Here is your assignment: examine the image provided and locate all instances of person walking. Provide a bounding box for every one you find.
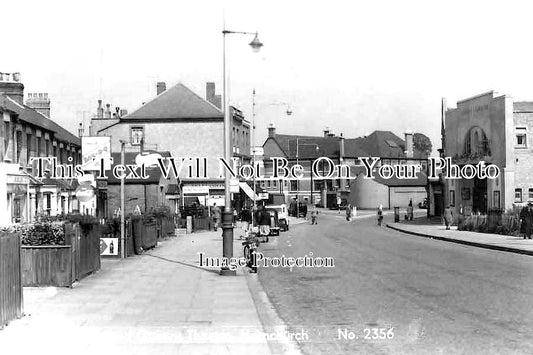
[346,204,352,221]
[311,206,319,225]
[289,197,297,217]
[255,203,271,241]
[212,203,221,232]
[444,205,454,230]
[240,206,252,239]
[377,204,383,226]
[303,198,309,220]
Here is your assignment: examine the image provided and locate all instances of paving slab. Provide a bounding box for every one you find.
[0,231,275,355]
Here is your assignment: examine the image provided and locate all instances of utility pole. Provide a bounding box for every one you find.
[252,89,257,228]
[120,140,126,259]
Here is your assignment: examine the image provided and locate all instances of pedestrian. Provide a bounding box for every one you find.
[255,202,271,241]
[212,203,221,232]
[240,207,252,239]
[377,204,383,226]
[311,206,319,224]
[520,203,533,239]
[303,198,309,220]
[346,204,352,221]
[444,205,454,230]
[408,199,414,220]
[289,197,297,217]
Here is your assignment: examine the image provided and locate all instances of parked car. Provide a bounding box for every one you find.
[266,204,289,231]
[329,198,348,210]
[418,198,428,209]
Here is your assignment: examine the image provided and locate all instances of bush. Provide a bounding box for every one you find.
[1,221,66,246]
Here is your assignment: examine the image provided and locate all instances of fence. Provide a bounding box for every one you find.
[0,232,23,328]
[21,222,101,287]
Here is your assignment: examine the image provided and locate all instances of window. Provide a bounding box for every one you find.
[131,127,144,145]
[267,180,271,188]
[529,188,533,201]
[273,180,277,188]
[16,131,22,163]
[290,180,298,191]
[450,190,455,207]
[515,188,523,202]
[36,137,42,157]
[516,127,527,148]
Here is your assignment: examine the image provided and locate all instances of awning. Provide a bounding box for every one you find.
[239,182,260,201]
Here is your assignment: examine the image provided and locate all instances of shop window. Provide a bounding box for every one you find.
[131,127,144,145]
[529,188,533,201]
[516,127,527,148]
[515,188,523,203]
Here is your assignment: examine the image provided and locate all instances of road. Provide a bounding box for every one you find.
[256,213,533,354]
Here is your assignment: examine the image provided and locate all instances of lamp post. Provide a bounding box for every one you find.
[221,27,263,276]
[251,91,292,225]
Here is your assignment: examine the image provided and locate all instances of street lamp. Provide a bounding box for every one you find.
[221,27,263,276]
[251,92,293,219]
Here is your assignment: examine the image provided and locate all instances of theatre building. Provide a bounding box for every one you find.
[443,91,533,215]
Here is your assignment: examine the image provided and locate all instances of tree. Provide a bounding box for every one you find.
[413,133,432,158]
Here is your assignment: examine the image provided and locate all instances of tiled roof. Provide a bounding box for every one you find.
[1,94,80,146]
[366,170,428,187]
[268,134,345,159]
[123,83,223,120]
[513,101,533,113]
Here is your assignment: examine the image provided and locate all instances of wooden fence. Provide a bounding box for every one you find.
[0,232,23,328]
[21,222,101,287]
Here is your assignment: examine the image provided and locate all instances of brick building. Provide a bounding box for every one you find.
[262,127,429,209]
[0,73,82,224]
[94,82,250,215]
[443,91,533,215]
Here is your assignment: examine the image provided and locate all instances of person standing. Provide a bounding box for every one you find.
[311,206,319,225]
[346,204,352,221]
[444,205,454,230]
[289,197,297,217]
[212,203,221,232]
[240,207,252,239]
[255,203,271,240]
[303,198,309,220]
[377,204,383,226]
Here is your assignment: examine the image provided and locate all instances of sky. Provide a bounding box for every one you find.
[4,0,533,155]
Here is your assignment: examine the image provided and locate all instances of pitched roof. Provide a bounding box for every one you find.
[268,134,343,159]
[1,95,80,145]
[513,101,533,113]
[361,170,428,187]
[354,131,406,158]
[122,83,224,120]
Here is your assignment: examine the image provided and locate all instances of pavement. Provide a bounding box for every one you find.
[387,218,533,256]
[0,229,302,355]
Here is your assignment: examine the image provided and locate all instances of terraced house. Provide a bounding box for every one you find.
[0,73,82,225]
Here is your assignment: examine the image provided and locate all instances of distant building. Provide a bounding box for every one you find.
[442,91,533,215]
[106,151,179,215]
[346,130,428,209]
[94,82,250,215]
[262,127,429,209]
[0,72,81,224]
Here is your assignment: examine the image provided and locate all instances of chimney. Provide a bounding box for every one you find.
[105,103,111,118]
[157,82,166,95]
[97,100,104,118]
[268,123,276,138]
[339,133,345,159]
[27,92,51,118]
[206,82,222,109]
[0,72,24,105]
[78,122,84,138]
[404,130,414,158]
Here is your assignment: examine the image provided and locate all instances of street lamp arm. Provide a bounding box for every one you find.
[223,30,258,35]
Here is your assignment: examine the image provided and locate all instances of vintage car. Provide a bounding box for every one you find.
[265,204,289,232]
